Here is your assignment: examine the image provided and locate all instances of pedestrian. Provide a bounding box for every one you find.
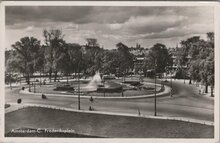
[170,89,173,97]
[90,96,93,102]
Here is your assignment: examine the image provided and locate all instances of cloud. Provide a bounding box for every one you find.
[24,26,34,32]
[108,23,123,30]
[6,6,93,25]
[5,6,214,50]
[121,15,188,34]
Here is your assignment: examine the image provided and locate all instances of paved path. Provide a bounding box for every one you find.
[19,82,171,99]
[5,78,214,122]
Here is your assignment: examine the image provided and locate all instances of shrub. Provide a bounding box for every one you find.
[17,98,22,104]
[5,104,10,108]
[42,94,47,99]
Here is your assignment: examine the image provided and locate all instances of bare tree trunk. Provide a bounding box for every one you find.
[28,73,31,92]
[189,78,192,84]
[20,74,22,85]
[40,71,42,87]
[49,68,52,83]
[205,82,208,93]
[10,73,12,90]
[211,85,214,97]
[27,73,30,85]
[54,71,57,82]
[67,73,69,84]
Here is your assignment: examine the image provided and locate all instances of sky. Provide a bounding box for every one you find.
[5,6,214,50]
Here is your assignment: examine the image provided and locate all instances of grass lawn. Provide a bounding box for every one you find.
[34,79,163,97]
[35,85,162,97]
[5,107,214,138]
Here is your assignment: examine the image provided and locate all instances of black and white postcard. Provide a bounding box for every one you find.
[0,1,219,143]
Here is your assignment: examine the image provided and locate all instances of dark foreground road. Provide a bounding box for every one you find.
[5,107,214,138]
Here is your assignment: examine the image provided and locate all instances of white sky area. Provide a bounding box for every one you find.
[5,6,214,50]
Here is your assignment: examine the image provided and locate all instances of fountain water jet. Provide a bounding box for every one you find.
[81,72,102,92]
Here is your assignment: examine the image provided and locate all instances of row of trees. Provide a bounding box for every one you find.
[5,29,214,96]
[5,29,134,84]
[177,32,214,96]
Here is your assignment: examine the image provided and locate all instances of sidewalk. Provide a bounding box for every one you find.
[173,79,214,100]
[5,103,25,114]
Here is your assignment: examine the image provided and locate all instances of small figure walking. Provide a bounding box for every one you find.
[89,96,94,111]
[170,89,173,97]
[138,108,141,116]
[90,96,93,102]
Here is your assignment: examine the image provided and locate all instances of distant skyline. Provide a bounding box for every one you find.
[5,6,214,50]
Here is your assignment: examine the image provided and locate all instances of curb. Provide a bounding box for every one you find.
[5,102,214,126]
[19,84,171,99]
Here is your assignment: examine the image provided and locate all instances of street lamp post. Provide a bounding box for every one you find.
[20,73,21,85]
[103,78,105,97]
[184,69,186,84]
[28,74,31,92]
[121,73,124,97]
[9,73,12,90]
[154,59,157,116]
[170,70,173,97]
[78,63,81,110]
[33,57,36,93]
[77,49,83,110]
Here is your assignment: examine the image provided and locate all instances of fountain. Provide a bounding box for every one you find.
[81,72,102,92]
[54,71,122,93]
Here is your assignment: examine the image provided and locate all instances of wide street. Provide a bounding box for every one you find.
[5,78,214,122]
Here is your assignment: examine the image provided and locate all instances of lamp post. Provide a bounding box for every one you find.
[40,71,42,87]
[102,50,105,97]
[103,77,105,97]
[184,69,186,84]
[77,49,83,110]
[154,59,157,116]
[170,69,173,97]
[33,56,36,93]
[121,72,124,97]
[28,74,31,92]
[20,73,21,85]
[9,73,12,90]
[78,63,81,110]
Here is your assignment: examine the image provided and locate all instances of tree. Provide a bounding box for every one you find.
[11,37,41,84]
[142,55,155,77]
[189,60,201,84]
[84,38,103,75]
[59,43,82,83]
[102,50,120,74]
[86,38,99,48]
[43,29,65,82]
[206,32,214,96]
[180,36,204,84]
[5,50,22,84]
[180,32,214,95]
[116,42,133,75]
[146,43,171,75]
[207,32,214,42]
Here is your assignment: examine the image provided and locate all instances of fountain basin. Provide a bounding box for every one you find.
[54,84,74,91]
[96,81,122,93]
